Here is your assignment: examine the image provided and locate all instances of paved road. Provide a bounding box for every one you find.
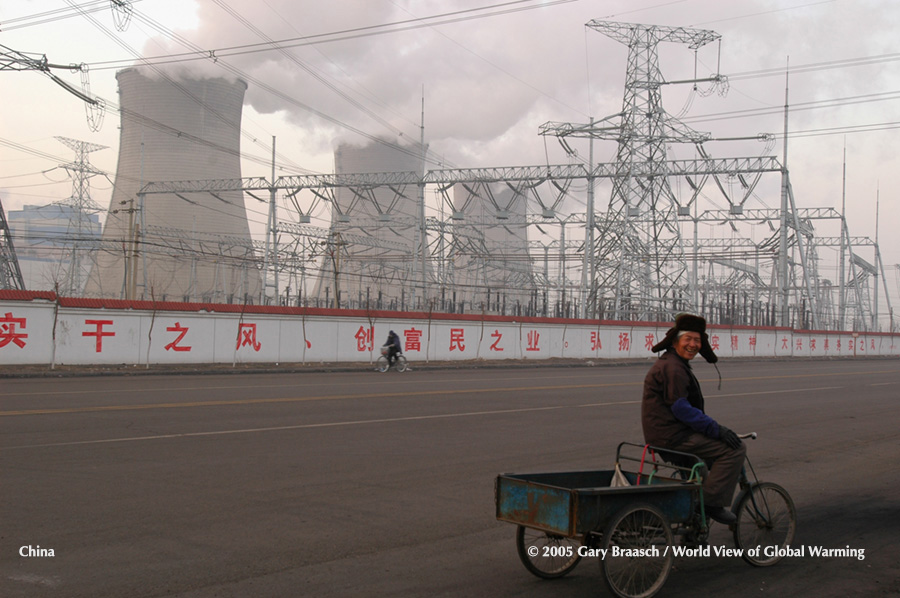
[2,359,898,597]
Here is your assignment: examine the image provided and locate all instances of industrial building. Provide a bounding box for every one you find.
[6,203,100,293]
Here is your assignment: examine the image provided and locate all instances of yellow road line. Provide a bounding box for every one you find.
[0,371,620,398]
[2,368,895,417]
[0,381,631,416]
[3,383,863,450]
[3,405,568,450]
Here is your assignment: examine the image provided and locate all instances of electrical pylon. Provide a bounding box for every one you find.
[542,21,724,321]
[55,136,106,295]
[0,197,25,291]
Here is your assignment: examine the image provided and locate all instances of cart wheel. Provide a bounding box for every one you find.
[515,525,582,579]
[375,355,389,373]
[732,482,797,567]
[601,504,674,598]
[395,355,408,372]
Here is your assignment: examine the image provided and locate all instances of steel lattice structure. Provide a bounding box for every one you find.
[0,198,25,291]
[53,136,106,295]
[541,21,725,321]
[32,19,891,330]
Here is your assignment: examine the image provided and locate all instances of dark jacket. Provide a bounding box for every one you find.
[642,350,721,447]
[386,332,401,352]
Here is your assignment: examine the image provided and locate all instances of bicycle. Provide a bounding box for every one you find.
[647,433,797,566]
[730,433,797,566]
[375,347,408,373]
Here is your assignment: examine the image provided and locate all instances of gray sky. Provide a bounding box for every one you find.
[2,0,899,312]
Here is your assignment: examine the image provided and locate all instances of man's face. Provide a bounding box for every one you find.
[674,331,702,361]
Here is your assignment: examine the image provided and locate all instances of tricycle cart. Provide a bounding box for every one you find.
[495,439,796,598]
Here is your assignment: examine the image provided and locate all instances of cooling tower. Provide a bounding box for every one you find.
[84,68,261,302]
[312,139,426,309]
[450,182,535,312]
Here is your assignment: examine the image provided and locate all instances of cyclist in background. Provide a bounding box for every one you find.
[385,330,402,368]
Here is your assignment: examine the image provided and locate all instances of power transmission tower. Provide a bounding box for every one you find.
[542,21,725,321]
[0,198,26,291]
[55,136,106,295]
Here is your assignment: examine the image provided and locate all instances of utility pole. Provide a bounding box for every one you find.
[838,142,847,330]
[329,232,343,309]
[873,186,880,331]
[778,61,791,328]
[581,118,595,318]
[419,90,428,309]
[262,136,278,304]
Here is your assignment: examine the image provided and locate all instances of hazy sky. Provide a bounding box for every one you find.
[2,0,899,310]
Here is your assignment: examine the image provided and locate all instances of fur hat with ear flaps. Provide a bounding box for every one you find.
[651,313,718,363]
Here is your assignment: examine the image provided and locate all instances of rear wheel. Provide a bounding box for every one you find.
[732,482,796,566]
[515,525,581,579]
[395,355,408,372]
[601,504,674,598]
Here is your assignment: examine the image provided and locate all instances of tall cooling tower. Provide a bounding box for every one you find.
[84,68,261,302]
[312,140,426,309]
[451,183,535,312]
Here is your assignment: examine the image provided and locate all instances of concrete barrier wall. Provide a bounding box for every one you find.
[1,292,897,366]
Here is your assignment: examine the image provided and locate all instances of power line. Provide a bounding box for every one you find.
[684,90,900,125]
[0,0,144,31]
[83,0,581,71]
[728,52,900,81]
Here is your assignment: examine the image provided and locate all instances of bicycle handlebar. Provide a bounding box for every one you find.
[738,432,758,440]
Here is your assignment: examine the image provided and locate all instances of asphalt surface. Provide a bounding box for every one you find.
[1,358,898,597]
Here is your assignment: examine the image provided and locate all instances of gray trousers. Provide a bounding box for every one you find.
[669,433,747,508]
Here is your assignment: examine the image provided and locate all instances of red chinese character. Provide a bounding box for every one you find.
[590,331,602,351]
[450,328,465,352]
[871,339,876,350]
[795,338,803,350]
[618,332,630,352]
[710,335,720,351]
[810,338,817,351]
[526,330,540,352]
[354,326,373,352]
[731,335,739,351]
[83,319,115,353]
[836,339,842,350]
[748,336,757,348]
[824,338,830,350]
[490,329,504,352]
[0,312,27,349]
[781,337,789,349]
[237,323,261,352]
[164,322,192,352]
[644,333,655,351]
[404,328,422,352]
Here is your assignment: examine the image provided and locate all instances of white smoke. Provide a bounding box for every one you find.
[128,0,900,272]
